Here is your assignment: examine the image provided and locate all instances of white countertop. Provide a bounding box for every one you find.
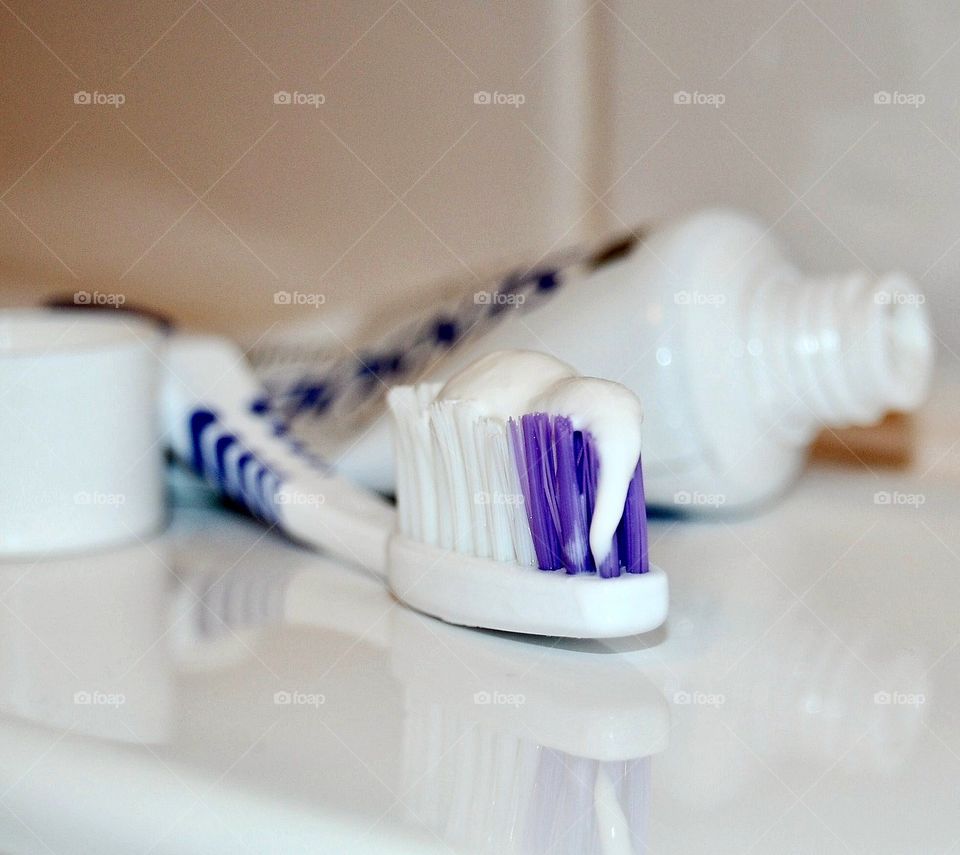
[1,375,959,854]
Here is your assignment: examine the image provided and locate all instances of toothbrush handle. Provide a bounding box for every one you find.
[163,334,393,578]
[249,232,641,422]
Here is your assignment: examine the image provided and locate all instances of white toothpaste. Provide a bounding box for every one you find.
[436,349,643,565]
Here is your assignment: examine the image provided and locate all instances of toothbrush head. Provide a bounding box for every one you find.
[387,377,668,638]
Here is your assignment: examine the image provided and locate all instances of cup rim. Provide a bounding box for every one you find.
[0,308,163,358]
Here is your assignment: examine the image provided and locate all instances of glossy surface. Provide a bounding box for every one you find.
[1,379,959,854]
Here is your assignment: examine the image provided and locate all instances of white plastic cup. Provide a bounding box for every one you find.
[0,309,166,557]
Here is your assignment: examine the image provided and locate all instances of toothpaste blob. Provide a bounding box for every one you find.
[436,350,643,566]
[438,350,578,419]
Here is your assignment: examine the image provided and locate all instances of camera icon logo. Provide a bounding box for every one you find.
[273,91,292,105]
[673,91,692,105]
[474,91,492,105]
[74,91,92,105]
[274,290,292,305]
[473,690,491,705]
[274,691,292,705]
[673,490,691,505]
[874,91,891,105]
[74,290,92,304]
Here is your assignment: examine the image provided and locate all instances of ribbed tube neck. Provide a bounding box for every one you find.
[746,268,933,444]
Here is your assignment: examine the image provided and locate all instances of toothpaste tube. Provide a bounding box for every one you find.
[248,208,934,513]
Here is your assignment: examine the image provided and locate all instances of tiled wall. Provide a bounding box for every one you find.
[2,1,958,355]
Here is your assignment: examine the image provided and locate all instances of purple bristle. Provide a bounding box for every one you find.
[554,416,591,574]
[618,459,649,573]
[514,414,562,570]
[509,413,649,577]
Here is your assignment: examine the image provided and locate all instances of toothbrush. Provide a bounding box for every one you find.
[386,349,668,638]
[167,339,668,638]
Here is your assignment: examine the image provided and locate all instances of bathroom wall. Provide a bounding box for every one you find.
[598,0,960,357]
[2,1,958,352]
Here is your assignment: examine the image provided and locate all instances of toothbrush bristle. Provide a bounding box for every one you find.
[511,413,648,577]
[389,386,649,577]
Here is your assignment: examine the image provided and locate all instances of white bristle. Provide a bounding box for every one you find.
[401,700,647,855]
[387,384,537,567]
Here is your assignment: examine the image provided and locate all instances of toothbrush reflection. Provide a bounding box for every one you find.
[170,534,671,854]
[390,609,669,855]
